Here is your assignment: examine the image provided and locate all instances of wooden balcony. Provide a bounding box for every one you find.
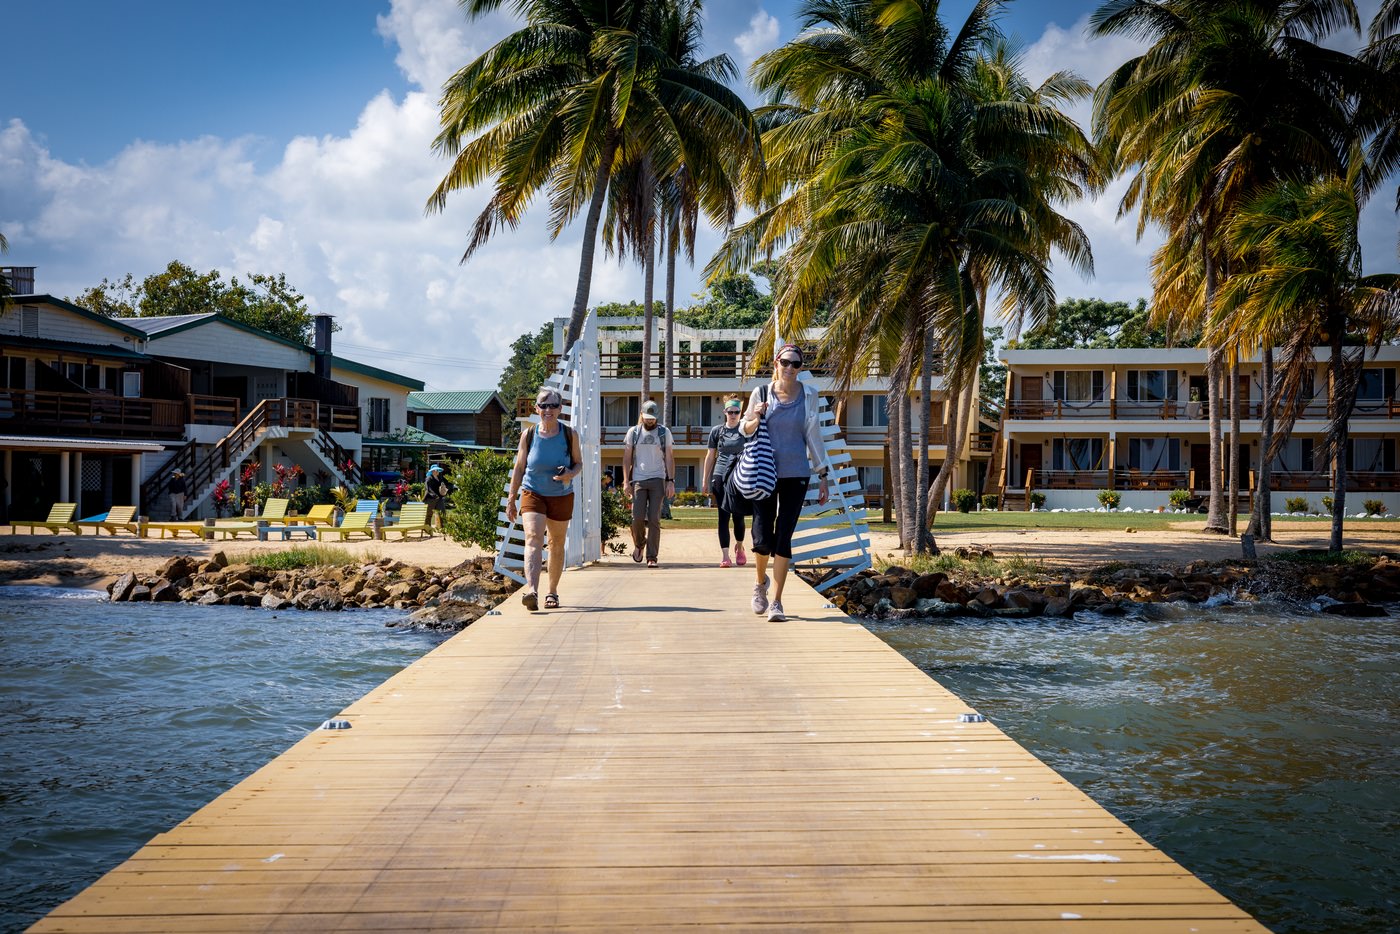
[548,351,904,381]
[1115,469,1190,491]
[0,389,186,438]
[1266,470,1400,492]
[1007,398,1400,420]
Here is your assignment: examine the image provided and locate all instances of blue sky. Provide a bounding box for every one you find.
[3,0,1393,390]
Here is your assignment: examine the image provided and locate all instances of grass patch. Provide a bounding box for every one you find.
[233,545,380,570]
[1265,549,1377,568]
[874,551,1048,579]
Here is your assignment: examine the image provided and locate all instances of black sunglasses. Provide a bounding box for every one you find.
[725,408,742,415]
[778,357,802,368]
[537,401,561,409]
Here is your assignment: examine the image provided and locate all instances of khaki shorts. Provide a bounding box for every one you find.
[521,489,575,522]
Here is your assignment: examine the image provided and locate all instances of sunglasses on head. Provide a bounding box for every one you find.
[537,401,561,409]
[778,357,802,368]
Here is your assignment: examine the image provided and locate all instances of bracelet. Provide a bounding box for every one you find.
[666,477,674,482]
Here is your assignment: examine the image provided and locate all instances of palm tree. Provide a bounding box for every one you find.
[428,0,758,352]
[1091,0,1369,534]
[1218,175,1399,551]
[714,2,1097,551]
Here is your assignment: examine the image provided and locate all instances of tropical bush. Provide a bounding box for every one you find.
[1321,495,1334,514]
[600,488,630,546]
[1363,499,1387,517]
[672,491,709,507]
[1097,490,1121,510]
[981,494,999,511]
[951,488,977,513]
[1169,489,1191,510]
[1285,496,1310,514]
[354,481,385,502]
[443,451,513,551]
[1029,492,1046,509]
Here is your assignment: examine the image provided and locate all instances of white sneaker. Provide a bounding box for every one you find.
[751,576,769,615]
[767,600,786,622]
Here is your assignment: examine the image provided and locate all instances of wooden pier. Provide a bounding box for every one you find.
[35,564,1266,932]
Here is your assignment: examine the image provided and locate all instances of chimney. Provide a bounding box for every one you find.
[314,314,333,379]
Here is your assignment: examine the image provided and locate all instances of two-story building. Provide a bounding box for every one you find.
[540,316,985,506]
[997,346,1400,513]
[2,275,422,521]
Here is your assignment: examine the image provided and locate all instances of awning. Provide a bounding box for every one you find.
[0,435,168,453]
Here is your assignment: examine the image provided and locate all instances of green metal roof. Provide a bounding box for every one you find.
[406,391,505,413]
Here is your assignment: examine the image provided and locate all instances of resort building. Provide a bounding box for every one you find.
[407,391,509,448]
[1,275,422,521]
[996,346,1400,513]
[543,316,988,507]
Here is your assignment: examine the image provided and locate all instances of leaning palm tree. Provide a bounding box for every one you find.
[1091,0,1368,534]
[428,0,758,352]
[1217,175,1400,552]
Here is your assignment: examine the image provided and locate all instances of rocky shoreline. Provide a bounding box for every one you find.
[103,547,1398,627]
[806,547,1399,620]
[105,552,517,630]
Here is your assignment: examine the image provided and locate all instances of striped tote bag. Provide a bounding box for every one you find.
[733,386,777,500]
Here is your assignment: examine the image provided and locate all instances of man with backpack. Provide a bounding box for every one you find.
[622,400,674,568]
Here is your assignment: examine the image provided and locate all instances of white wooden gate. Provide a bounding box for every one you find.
[494,312,602,584]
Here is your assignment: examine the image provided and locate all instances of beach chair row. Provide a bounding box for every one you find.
[9,500,436,540]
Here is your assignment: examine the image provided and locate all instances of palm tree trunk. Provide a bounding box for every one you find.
[564,135,619,353]
[900,388,916,553]
[1228,357,1241,535]
[1247,343,1274,541]
[887,383,905,549]
[915,325,934,554]
[641,236,655,404]
[926,375,976,552]
[662,214,677,435]
[1329,326,1351,553]
[1203,248,1229,534]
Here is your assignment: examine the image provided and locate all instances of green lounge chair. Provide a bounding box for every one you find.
[13,503,81,535]
[322,510,375,541]
[386,502,433,540]
[260,498,290,522]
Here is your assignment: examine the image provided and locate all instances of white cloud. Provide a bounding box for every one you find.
[1,0,707,392]
[734,9,781,62]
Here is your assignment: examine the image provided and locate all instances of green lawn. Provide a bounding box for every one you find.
[664,507,1217,532]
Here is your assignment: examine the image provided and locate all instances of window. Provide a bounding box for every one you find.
[1271,438,1317,472]
[1357,368,1397,401]
[1052,438,1104,470]
[1051,370,1105,401]
[857,465,884,493]
[1349,438,1396,472]
[2,356,24,389]
[862,394,888,427]
[1126,369,1178,402]
[671,395,706,427]
[368,398,391,433]
[604,396,635,427]
[121,371,142,398]
[675,464,697,490]
[1127,437,1181,471]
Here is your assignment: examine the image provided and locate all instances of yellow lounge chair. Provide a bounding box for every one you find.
[142,522,209,539]
[386,502,433,540]
[260,498,290,522]
[322,510,374,541]
[291,504,337,527]
[13,503,81,535]
[94,505,139,536]
[211,520,259,539]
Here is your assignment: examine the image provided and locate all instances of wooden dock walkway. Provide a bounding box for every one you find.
[36,564,1266,932]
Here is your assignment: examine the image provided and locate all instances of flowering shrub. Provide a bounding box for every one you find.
[211,479,233,518]
[1097,489,1121,510]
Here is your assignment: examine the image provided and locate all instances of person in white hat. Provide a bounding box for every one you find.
[622,399,674,568]
[168,470,188,519]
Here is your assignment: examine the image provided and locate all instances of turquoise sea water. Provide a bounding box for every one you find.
[2,588,1397,932]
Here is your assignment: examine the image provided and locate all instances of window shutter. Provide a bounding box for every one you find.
[1168,371,1179,400]
[702,396,712,424]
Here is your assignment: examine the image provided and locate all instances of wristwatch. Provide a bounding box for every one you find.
[666,477,674,482]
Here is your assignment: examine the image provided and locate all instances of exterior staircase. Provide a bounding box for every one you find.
[141,399,361,519]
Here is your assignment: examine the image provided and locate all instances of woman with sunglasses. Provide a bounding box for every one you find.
[701,393,750,567]
[505,386,583,611]
[740,344,830,621]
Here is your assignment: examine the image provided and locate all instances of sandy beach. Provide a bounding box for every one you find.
[1,518,1394,592]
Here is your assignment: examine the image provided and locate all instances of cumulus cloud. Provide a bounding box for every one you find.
[734,8,781,62]
[1,0,702,391]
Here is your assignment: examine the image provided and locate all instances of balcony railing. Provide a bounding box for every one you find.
[1008,398,1400,420]
[0,389,186,437]
[1265,470,1400,492]
[548,351,909,381]
[188,394,241,426]
[1008,468,1399,494]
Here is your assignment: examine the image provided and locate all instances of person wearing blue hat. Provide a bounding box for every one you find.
[424,464,452,531]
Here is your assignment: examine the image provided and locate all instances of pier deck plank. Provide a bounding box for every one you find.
[35,564,1267,932]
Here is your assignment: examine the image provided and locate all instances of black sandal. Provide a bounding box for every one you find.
[544,594,560,609]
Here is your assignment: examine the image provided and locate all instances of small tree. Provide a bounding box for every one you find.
[1169,489,1191,510]
[443,451,513,551]
[951,489,977,513]
[1098,490,1121,510]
